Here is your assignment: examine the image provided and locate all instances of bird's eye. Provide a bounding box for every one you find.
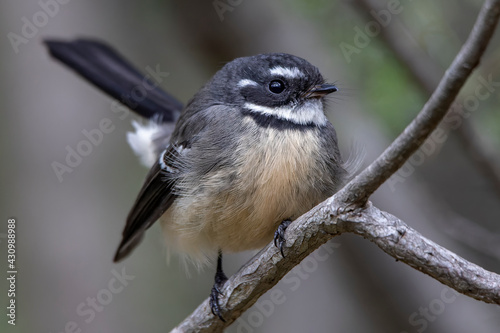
[269,80,285,94]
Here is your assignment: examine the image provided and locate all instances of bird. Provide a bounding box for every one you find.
[44,39,348,320]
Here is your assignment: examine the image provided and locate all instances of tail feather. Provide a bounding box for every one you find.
[127,119,175,168]
[44,38,183,122]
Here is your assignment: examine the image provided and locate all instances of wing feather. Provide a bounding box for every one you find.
[113,146,183,262]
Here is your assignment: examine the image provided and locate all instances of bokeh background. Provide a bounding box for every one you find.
[1,0,500,332]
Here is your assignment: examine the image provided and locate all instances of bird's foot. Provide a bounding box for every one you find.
[274,219,292,257]
[210,254,228,321]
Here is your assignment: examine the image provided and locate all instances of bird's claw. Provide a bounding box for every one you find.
[274,219,292,257]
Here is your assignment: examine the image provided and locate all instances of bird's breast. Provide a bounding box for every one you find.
[161,120,332,262]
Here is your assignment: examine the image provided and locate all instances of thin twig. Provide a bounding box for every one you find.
[353,0,500,200]
[339,0,500,206]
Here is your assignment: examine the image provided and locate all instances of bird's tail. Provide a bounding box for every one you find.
[44,38,183,167]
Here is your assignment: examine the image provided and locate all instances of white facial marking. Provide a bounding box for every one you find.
[237,79,258,87]
[269,66,305,79]
[243,100,327,126]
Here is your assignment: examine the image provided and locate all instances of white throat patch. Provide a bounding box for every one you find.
[243,99,327,126]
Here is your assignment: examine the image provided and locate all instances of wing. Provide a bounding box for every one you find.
[44,38,183,122]
[113,145,184,262]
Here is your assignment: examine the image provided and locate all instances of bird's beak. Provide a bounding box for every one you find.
[304,84,338,98]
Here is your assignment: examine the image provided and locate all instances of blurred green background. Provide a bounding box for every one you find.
[1,0,500,332]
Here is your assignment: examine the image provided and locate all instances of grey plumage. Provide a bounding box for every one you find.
[45,41,348,319]
[116,53,347,264]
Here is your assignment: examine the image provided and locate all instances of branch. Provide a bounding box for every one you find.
[339,203,500,305]
[353,0,500,200]
[173,199,500,332]
[172,1,500,331]
[339,0,500,206]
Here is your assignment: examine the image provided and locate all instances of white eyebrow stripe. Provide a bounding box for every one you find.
[243,101,327,126]
[269,66,305,79]
[237,79,258,87]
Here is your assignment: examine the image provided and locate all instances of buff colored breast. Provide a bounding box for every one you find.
[161,121,326,263]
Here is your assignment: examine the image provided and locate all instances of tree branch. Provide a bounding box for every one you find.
[339,0,500,206]
[338,203,500,305]
[172,0,500,331]
[353,0,500,200]
[173,197,500,332]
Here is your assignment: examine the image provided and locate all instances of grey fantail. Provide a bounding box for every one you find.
[45,39,348,320]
